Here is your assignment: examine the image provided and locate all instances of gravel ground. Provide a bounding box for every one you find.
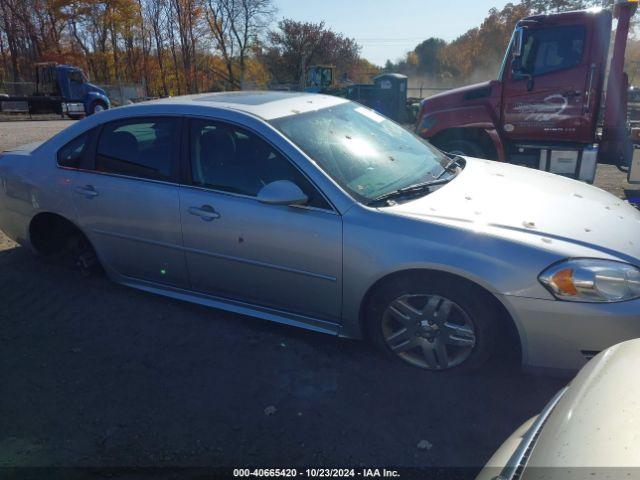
[0,120,622,473]
[594,164,640,200]
[0,118,75,151]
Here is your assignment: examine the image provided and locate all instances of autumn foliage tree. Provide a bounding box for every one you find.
[261,19,361,88]
[0,0,278,95]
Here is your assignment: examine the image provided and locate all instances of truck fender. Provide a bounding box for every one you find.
[84,92,110,115]
[420,105,505,161]
[485,128,506,163]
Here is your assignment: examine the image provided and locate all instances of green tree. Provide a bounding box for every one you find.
[413,38,446,75]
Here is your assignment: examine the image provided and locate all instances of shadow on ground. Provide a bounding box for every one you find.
[0,245,565,470]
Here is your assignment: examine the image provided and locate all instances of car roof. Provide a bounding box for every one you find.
[144,91,349,121]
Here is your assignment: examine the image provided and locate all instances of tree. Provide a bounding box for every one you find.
[522,0,611,12]
[204,0,274,89]
[172,0,200,93]
[414,38,446,75]
[264,19,360,88]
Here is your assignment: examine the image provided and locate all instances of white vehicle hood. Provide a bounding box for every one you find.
[385,158,640,263]
[524,339,640,470]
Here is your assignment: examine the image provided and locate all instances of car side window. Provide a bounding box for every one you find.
[189,119,331,210]
[57,129,93,169]
[95,117,179,181]
[522,26,585,76]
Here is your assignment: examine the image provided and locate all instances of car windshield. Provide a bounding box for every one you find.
[270,102,450,203]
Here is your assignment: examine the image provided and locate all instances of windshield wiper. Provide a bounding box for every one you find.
[368,177,454,207]
[367,157,465,207]
[435,155,464,179]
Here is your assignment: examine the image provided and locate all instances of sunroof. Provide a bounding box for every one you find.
[196,91,305,106]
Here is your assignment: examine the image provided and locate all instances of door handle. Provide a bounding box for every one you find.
[74,185,99,199]
[188,205,221,221]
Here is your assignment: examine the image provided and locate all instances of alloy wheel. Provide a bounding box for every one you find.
[381,294,477,370]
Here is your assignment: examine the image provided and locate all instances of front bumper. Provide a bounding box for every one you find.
[62,102,85,115]
[497,294,640,372]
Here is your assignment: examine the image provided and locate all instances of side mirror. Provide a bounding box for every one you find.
[511,55,535,91]
[257,180,308,206]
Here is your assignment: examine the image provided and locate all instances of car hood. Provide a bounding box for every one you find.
[524,339,640,470]
[384,158,640,263]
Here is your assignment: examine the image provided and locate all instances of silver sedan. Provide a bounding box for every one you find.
[1,92,639,373]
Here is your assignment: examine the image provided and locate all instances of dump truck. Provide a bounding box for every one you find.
[416,0,639,184]
[0,63,110,119]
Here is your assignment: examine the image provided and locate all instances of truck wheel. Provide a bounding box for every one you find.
[90,101,107,115]
[438,139,486,159]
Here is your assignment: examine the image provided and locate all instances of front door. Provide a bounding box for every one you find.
[179,118,342,321]
[67,69,85,101]
[69,116,189,288]
[502,22,597,144]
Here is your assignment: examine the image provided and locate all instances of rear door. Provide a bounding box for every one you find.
[68,116,189,288]
[501,17,603,144]
[179,118,342,322]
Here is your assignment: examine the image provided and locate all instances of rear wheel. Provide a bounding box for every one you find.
[30,214,102,276]
[366,274,499,372]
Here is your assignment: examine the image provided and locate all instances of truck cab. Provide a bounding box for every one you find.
[36,63,110,118]
[416,2,637,183]
[1,63,110,119]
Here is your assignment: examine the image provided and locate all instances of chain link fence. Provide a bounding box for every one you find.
[98,83,146,106]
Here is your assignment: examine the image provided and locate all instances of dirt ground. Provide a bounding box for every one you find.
[0,119,617,473]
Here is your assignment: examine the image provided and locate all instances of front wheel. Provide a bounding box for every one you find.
[366,275,499,372]
[90,101,107,115]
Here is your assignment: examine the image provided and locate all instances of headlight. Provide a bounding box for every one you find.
[539,259,640,303]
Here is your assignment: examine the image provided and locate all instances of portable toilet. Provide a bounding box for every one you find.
[373,73,408,122]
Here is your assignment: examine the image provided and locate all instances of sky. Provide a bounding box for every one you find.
[273,0,512,67]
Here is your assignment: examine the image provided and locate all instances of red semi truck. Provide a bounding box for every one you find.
[416,0,639,183]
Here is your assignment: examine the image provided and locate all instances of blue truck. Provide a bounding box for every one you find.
[0,62,110,119]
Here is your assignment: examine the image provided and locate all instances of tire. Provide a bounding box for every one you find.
[438,139,486,158]
[89,101,107,115]
[365,273,499,372]
[66,233,103,277]
[36,223,102,276]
